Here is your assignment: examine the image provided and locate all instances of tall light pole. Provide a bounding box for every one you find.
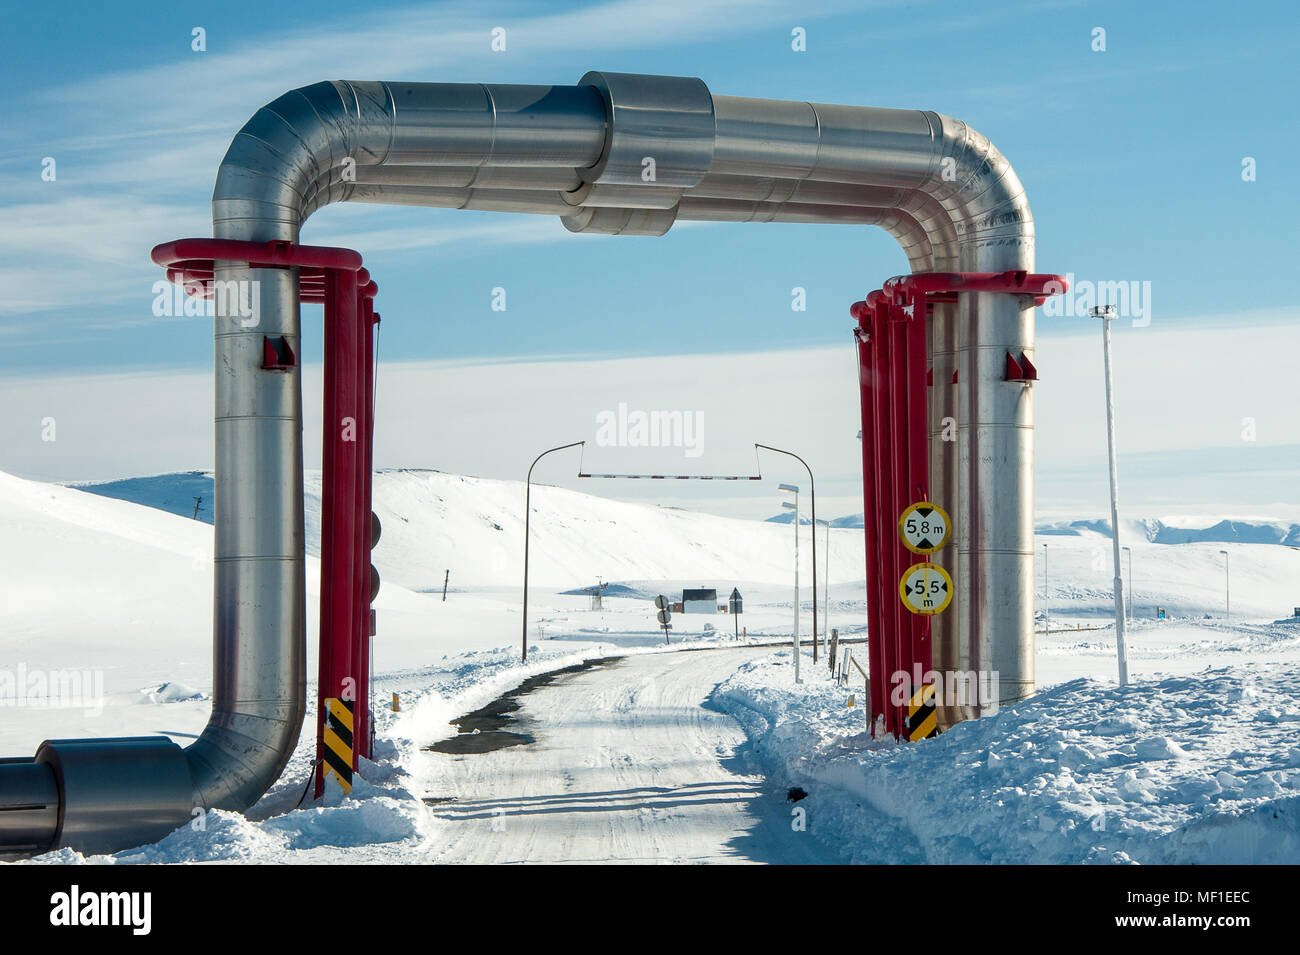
[522,440,584,662]
[1042,542,1049,635]
[757,444,818,663]
[779,484,801,684]
[1093,304,1129,686]
[1122,545,1133,622]
[816,518,830,641]
[1219,549,1230,621]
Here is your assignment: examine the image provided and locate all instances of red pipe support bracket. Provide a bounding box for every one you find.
[152,238,380,794]
[851,270,1067,740]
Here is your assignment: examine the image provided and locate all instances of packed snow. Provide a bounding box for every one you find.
[710,650,1300,864]
[3,466,1300,864]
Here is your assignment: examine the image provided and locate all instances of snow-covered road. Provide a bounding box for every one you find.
[420,647,843,864]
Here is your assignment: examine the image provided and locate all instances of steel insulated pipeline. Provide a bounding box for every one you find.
[0,72,1038,856]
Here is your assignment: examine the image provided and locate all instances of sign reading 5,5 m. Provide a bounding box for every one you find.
[898,502,951,555]
[899,562,953,616]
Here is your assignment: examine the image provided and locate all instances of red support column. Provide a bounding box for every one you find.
[854,321,885,729]
[316,266,361,796]
[349,290,369,764]
[849,269,1067,741]
[351,291,378,762]
[906,291,932,700]
[883,302,904,738]
[871,301,900,738]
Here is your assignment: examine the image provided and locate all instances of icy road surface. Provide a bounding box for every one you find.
[421,646,843,864]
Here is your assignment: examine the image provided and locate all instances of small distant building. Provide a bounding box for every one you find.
[682,588,718,614]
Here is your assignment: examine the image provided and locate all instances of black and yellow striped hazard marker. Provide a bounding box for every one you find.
[907,683,938,741]
[322,697,354,793]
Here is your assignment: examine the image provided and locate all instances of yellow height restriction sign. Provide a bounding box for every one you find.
[898,502,951,555]
[899,562,953,616]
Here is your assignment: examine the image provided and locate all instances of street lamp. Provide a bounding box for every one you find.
[1092,304,1129,686]
[522,440,584,662]
[1121,545,1133,622]
[1219,549,1230,621]
[757,444,818,664]
[778,483,802,684]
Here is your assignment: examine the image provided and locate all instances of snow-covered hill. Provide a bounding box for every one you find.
[1039,516,1300,547]
[4,466,1300,864]
[74,469,864,589]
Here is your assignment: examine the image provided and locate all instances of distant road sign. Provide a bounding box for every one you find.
[728,588,743,639]
[898,502,951,555]
[899,562,953,615]
[655,596,673,645]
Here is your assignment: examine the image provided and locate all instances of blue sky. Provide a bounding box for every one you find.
[2,0,1297,374]
[1,0,1297,524]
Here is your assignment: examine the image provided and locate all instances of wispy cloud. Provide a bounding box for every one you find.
[1,0,857,326]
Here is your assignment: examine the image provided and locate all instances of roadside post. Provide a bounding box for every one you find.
[896,501,952,741]
[655,594,672,645]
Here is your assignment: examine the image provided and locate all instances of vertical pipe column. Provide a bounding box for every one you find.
[194,259,306,808]
[958,290,1035,712]
[316,268,360,795]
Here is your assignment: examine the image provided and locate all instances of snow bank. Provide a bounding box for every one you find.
[710,653,1300,864]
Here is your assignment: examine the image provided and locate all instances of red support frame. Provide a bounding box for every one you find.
[851,270,1067,740]
[151,238,381,794]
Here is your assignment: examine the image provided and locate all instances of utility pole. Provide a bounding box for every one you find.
[822,519,830,641]
[1093,304,1129,686]
[779,484,802,684]
[1122,545,1132,622]
[1219,549,1230,621]
[1043,542,1049,635]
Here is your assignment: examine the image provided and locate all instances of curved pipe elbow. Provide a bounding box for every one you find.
[926,112,1035,270]
[185,702,306,812]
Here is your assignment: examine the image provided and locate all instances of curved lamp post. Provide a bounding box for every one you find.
[756,443,818,664]
[522,441,584,662]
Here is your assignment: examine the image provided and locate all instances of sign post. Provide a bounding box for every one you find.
[728,587,743,640]
[896,501,952,741]
[655,594,672,645]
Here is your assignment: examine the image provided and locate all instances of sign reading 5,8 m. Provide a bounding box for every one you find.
[898,502,951,555]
